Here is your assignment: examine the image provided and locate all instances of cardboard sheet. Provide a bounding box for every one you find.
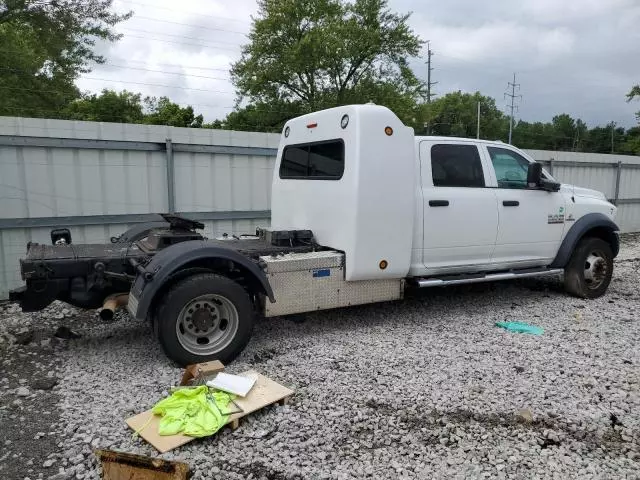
[125,370,293,453]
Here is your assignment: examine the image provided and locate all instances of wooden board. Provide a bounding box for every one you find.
[125,370,293,453]
[179,360,224,386]
[95,449,189,480]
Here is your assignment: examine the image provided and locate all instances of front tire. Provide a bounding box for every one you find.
[156,273,254,366]
[564,237,613,299]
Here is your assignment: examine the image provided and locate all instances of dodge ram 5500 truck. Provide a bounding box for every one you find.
[9,104,619,365]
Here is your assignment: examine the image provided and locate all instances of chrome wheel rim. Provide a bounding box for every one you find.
[176,294,239,355]
[584,250,608,290]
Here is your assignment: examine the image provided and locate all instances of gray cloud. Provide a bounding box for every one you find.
[78,0,640,127]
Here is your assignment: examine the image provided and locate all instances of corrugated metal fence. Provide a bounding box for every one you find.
[1,116,640,299]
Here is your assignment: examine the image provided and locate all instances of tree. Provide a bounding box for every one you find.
[143,97,204,128]
[230,0,423,122]
[628,84,640,122]
[62,89,144,123]
[550,114,576,151]
[61,89,205,127]
[0,0,131,117]
[412,91,506,139]
[216,100,306,132]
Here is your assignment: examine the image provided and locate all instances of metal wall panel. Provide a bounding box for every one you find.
[1,114,640,299]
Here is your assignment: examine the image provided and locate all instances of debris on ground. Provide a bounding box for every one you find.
[179,360,224,386]
[2,234,640,478]
[495,321,544,335]
[96,449,190,480]
[54,326,81,339]
[126,366,293,453]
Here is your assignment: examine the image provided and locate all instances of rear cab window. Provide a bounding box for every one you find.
[279,140,345,180]
[430,144,485,187]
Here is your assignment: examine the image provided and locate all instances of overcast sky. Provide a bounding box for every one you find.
[77,0,640,128]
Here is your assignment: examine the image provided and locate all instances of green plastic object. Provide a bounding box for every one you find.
[151,386,236,437]
[495,321,544,335]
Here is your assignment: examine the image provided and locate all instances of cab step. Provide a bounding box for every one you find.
[416,267,563,288]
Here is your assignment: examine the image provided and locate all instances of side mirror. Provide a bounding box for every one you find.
[527,162,542,188]
[527,162,561,192]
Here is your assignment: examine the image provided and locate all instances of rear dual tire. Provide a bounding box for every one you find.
[156,273,254,366]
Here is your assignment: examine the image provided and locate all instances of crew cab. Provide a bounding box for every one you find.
[9,105,619,365]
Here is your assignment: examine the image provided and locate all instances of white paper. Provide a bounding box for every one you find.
[206,372,256,397]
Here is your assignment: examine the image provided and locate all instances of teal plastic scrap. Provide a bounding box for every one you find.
[495,321,544,335]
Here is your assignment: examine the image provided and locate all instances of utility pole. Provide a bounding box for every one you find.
[611,122,615,153]
[504,73,522,144]
[424,41,438,134]
[426,42,438,104]
[476,101,481,139]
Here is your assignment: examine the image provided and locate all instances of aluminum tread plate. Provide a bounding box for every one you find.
[263,251,402,316]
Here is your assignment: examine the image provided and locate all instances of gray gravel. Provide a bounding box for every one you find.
[1,235,639,479]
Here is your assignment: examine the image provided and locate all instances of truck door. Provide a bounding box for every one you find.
[419,141,498,273]
[484,146,566,266]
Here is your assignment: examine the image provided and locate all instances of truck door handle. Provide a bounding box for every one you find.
[503,200,519,207]
[429,200,449,207]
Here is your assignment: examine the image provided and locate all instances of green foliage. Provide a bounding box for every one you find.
[627,85,640,102]
[143,97,203,128]
[411,91,507,139]
[230,0,423,114]
[0,0,131,117]
[61,89,204,127]
[628,84,640,124]
[216,100,305,132]
[63,89,144,123]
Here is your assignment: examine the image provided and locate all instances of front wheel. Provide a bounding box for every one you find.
[156,273,254,366]
[564,237,613,299]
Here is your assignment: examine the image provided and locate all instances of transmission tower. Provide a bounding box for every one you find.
[424,41,438,134]
[504,73,522,144]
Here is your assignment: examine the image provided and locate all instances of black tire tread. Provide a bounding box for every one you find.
[156,273,253,366]
[564,237,613,299]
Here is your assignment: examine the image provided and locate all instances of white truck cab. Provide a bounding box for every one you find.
[11,104,620,366]
[273,104,618,294]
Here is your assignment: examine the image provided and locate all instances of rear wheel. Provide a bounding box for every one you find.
[564,237,613,299]
[156,273,254,366]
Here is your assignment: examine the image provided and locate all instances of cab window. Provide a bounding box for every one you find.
[280,140,345,180]
[431,144,485,187]
[487,147,530,189]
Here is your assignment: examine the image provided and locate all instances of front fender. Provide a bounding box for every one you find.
[551,213,619,268]
[129,240,274,320]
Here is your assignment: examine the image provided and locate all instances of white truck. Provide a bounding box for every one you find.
[10,105,619,365]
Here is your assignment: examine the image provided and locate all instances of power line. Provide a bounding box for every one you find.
[504,72,522,144]
[120,27,244,47]
[0,46,234,74]
[134,15,248,36]
[0,72,236,94]
[118,33,241,51]
[0,64,230,82]
[117,0,252,25]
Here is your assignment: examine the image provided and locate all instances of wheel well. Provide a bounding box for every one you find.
[148,259,264,321]
[581,226,619,257]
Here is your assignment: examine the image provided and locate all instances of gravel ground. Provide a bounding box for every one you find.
[1,235,639,480]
